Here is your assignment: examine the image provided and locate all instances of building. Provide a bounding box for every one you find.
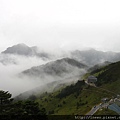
[87,76,97,83]
[101,98,109,103]
[117,94,120,99]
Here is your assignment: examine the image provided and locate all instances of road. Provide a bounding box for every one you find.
[85,80,119,115]
[86,105,100,115]
[86,103,109,115]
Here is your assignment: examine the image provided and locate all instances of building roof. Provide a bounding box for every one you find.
[88,76,97,79]
[101,98,109,101]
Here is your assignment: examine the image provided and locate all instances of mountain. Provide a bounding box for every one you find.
[88,61,111,72]
[23,61,120,115]
[0,43,52,65]
[0,54,17,65]
[2,44,120,66]
[2,43,34,55]
[1,43,50,59]
[88,61,120,87]
[82,60,120,91]
[15,80,71,100]
[71,49,120,66]
[16,58,87,100]
[21,58,88,81]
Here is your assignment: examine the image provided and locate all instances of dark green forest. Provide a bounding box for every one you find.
[0,90,46,119]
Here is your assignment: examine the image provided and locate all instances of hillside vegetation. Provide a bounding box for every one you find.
[33,82,114,115]
[1,59,120,117]
[83,61,120,94]
[29,61,120,115]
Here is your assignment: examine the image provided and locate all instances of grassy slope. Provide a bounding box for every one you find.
[34,61,120,115]
[83,61,120,94]
[35,82,114,115]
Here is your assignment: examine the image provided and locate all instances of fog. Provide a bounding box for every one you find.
[0,52,88,97]
[0,55,50,97]
[1,0,120,97]
[1,0,120,52]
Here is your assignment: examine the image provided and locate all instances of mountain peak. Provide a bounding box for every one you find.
[1,44,50,59]
[1,43,33,56]
[15,43,28,47]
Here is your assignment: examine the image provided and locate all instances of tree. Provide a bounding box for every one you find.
[23,100,46,115]
[0,90,13,115]
[28,95,37,101]
[63,100,66,104]
[0,90,46,116]
[0,90,13,105]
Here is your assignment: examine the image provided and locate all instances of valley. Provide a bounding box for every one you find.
[0,44,120,116]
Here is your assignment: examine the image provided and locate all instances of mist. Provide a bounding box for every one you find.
[1,0,120,98]
[0,51,89,97]
[0,54,51,97]
[1,0,120,52]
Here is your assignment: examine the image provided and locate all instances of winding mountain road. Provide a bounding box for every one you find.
[86,103,109,115]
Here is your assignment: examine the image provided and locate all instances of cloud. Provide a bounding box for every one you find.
[0,53,88,97]
[0,0,120,52]
[0,55,50,97]
[1,0,120,97]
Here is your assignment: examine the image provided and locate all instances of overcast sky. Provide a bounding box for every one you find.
[0,0,120,52]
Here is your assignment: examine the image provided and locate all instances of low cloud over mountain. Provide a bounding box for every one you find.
[2,43,120,97]
[0,43,53,65]
[21,58,87,82]
[1,43,50,59]
[71,49,120,66]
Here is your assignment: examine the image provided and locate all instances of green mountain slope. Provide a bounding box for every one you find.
[27,61,120,115]
[83,61,120,94]
[34,81,115,115]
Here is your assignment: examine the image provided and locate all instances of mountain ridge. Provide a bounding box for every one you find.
[1,43,50,59]
[2,43,120,66]
[21,57,88,80]
[71,49,120,66]
[27,60,120,115]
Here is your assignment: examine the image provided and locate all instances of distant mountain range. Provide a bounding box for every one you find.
[0,43,52,65]
[88,61,111,72]
[8,43,120,101]
[71,49,120,66]
[1,43,120,66]
[3,43,120,115]
[21,57,87,81]
[33,61,120,115]
[0,54,17,65]
[16,60,120,115]
[16,57,87,99]
[1,43,50,59]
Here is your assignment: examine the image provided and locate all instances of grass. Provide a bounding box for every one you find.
[82,73,90,80]
[32,61,120,115]
[100,79,120,95]
[34,85,118,115]
[35,82,115,115]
